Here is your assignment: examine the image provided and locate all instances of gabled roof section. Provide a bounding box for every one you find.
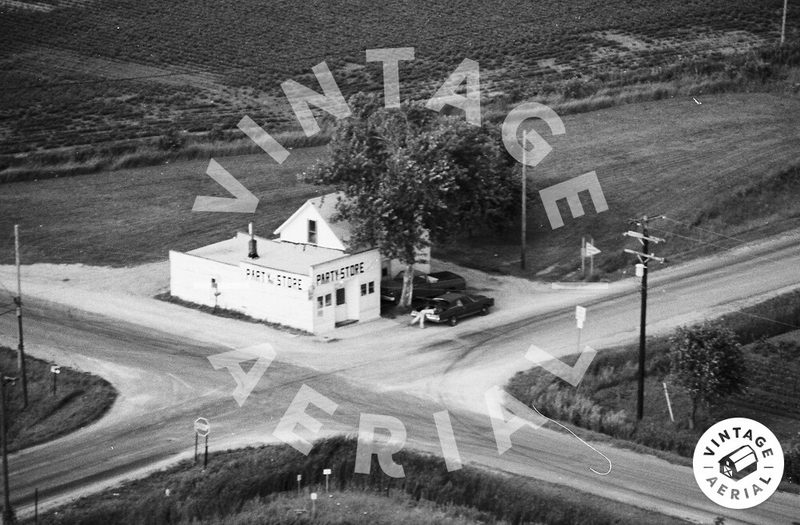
[273,191,352,247]
[308,192,352,243]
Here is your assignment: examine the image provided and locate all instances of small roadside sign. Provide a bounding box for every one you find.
[194,417,210,437]
[50,365,61,374]
[323,469,331,475]
[575,306,587,329]
[585,242,601,256]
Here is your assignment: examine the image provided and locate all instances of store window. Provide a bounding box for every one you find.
[325,293,332,306]
[317,296,324,316]
[368,281,375,294]
[336,288,345,305]
[361,283,367,296]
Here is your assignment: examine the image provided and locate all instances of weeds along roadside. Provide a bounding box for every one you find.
[36,435,688,525]
[506,289,800,488]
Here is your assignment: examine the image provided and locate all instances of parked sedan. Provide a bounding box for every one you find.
[380,270,466,303]
[418,292,494,326]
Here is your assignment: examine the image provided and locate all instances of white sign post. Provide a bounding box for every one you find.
[323,468,332,493]
[297,474,302,495]
[575,306,587,355]
[663,382,675,423]
[50,365,61,396]
[194,417,210,468]
[585,240,600,277]
[310,492,317,515]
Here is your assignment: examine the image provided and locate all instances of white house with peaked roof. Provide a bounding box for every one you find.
[169,192,429,333]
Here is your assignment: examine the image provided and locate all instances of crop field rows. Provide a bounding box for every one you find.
[0,0,796,161]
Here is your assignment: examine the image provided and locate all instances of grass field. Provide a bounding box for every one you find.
[1,92,798,283]
[34,436,689,525]
[0,346,117,453]
[0,0,797,166]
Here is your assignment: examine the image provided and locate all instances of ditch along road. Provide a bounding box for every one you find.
[1,229,800,523]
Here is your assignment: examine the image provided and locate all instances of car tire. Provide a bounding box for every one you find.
[480,306,489,315]
[449,316,458,327]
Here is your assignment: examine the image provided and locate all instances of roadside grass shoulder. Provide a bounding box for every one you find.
[0,346,117,453]
[506,290,800,489]
[32,436,689,525]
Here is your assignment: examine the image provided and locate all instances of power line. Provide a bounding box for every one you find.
[648,226,734,252]
[726,309,800,330]
[660,215,747,244]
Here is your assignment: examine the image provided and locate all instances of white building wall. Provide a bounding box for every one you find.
[311,249,382,332]
[169,251,316,332]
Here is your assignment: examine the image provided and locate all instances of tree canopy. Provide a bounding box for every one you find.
[668,323,747,428]
[305,92,518,306]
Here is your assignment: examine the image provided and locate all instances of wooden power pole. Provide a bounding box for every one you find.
[14,225,28,408]
[1,376,14,523]
[624,218,665,421]
[520,132,528,270]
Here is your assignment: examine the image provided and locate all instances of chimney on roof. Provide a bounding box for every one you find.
[248,222,259,259]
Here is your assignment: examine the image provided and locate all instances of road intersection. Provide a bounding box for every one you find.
[1,228,799,523]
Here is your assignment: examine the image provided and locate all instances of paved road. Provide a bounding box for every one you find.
[1,230,799,524]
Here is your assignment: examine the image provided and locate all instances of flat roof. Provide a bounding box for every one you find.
[188,232,346,275]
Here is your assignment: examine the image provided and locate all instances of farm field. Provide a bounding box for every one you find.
[1,92,798,283]
[0,0,797,161]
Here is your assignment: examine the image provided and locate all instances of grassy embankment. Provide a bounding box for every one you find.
[506,290,800,489]
[1,0,798,179]
[0,346,116,452]
[30,436,690,525]
[7,90,797,287]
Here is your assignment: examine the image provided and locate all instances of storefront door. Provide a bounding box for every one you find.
[335,287,347,323]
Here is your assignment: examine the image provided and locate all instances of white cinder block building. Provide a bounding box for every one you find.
[169,192,429,333]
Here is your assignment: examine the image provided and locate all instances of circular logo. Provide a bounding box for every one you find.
[693,417,784,509]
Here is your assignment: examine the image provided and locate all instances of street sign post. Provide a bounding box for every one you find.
[575,306,586,329]
[50,365,61,396]
[575,305,587,355]
[323,468,332,492]
[194,418,210,467]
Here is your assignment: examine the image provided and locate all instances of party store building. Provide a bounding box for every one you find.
[169,193,428,333]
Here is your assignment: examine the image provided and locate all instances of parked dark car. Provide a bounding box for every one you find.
[380,270,466,303]
[417,292,494,326]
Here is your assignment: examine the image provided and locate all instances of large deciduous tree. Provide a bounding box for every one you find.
[305,92,517,307]
[668,323,747,429]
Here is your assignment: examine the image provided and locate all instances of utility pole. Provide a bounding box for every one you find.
[623,217,665,421]
[520,131,528,270]
[14,226,28,408]
[1,375,15,524]
[781,0,788,46]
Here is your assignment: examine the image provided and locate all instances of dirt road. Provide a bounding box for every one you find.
[1,228,799,523]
